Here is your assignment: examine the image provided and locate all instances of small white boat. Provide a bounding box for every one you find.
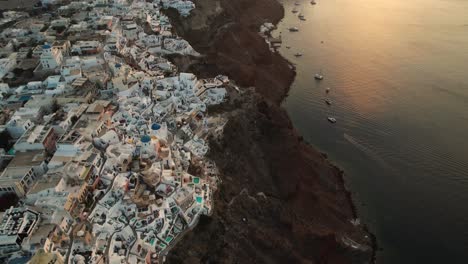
[295,2,300,6]
[311,0,317,5]
[294,53,303,57]
[298,13,306,20]
[326,87,330,93]
[314,73,324,80]
[327,117,337,123]
[289,27,299,32]
[286,46,291,49]
[292,7,299,13]
[325,99,332,105]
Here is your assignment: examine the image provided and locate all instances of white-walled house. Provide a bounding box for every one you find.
[40,44,63,70]
[5,118,34,139]
[0,53,17,79]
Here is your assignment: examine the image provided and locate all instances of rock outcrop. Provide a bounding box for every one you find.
[166,0,375,263]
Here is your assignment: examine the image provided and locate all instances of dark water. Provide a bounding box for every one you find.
[274,0,468,263]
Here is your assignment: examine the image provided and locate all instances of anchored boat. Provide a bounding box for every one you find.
[289,27,299,32]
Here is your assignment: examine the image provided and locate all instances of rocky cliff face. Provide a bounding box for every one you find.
[166,0,375,263]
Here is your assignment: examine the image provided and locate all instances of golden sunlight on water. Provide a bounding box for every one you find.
[275,0,468,263]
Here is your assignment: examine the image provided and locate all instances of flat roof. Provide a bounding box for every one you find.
[72,77,88,87]
[28,171,62,194]
[29,250,61,264]
[0,235,19,245]
[53,40,69,45]
[17,125,52,144]
[18,95,32,101]
[0,167,31,182]
[28,224,55,245]
[8,150,46,167]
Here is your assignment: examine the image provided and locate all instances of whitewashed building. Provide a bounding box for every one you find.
[40,44,63,70]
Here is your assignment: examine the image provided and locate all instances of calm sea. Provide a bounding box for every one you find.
[274,0,468,263]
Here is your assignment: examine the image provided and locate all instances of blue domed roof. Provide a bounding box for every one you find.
[141,135,151,143]
[43,44,51,49]
[151,123,161,130]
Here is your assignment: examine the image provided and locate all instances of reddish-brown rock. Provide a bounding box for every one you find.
[166,0,375,263]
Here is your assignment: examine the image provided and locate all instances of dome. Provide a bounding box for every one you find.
[151,123,161,130]
[141,135,151,143]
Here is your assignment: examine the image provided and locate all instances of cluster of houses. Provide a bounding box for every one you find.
[0,0,232,263]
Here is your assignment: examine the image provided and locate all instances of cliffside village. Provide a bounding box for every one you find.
[0,0,231,263]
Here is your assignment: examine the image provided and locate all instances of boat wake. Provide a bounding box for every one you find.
[343,133,394,173]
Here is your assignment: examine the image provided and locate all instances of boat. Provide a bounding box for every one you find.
[315,69,324,80]
[325,99,332,105]
[289,27,299,32]
[298,13,306,20]
[311,0,317,5]
[292,7,299,13]
[326,87,330,93]
[294,2,300,6]
[327,117,337,123]
[286,46,291,49]
[294,53,303,57]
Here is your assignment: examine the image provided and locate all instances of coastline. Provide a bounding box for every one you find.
[166,0,376,263]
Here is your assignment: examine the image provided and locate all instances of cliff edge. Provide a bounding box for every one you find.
[166,0,375,263]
